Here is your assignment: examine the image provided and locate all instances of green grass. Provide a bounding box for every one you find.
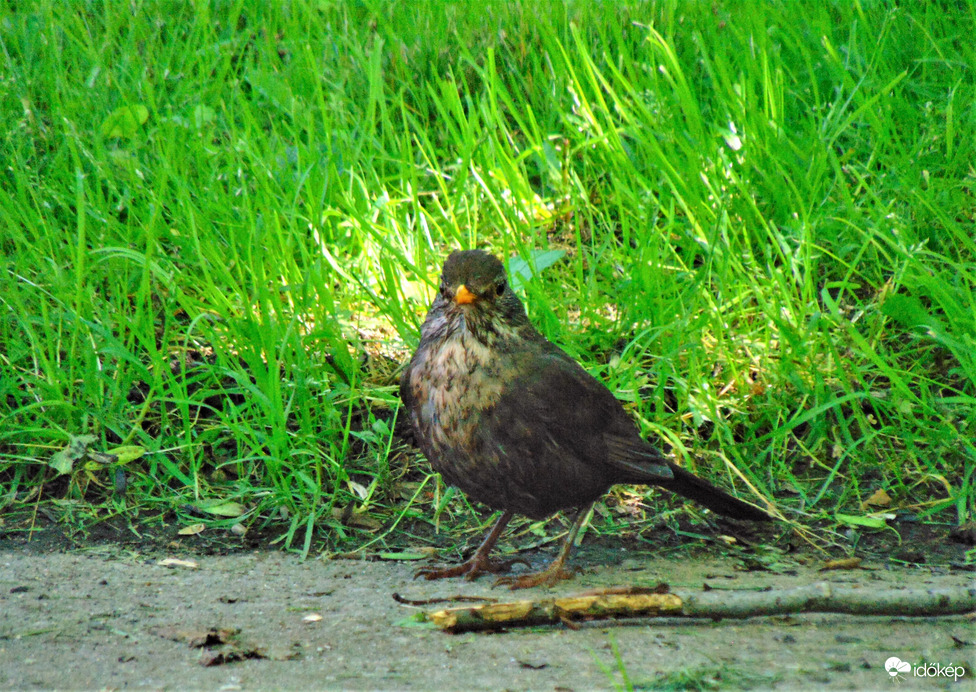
[2,1,974,551]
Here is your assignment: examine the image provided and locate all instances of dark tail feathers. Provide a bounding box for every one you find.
[654,461,771,522]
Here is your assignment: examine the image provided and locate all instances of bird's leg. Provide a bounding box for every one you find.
[415,511,528,581]
[495,504,592,590]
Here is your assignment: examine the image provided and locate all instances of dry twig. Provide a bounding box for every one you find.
[426,583,976,633]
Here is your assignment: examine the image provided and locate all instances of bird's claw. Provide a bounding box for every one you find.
[414,556,530,582]
[494,565,578,590]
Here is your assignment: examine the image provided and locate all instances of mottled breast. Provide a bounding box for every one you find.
[406,321,507,459]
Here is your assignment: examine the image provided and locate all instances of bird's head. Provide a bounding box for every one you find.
[435,250,529,335]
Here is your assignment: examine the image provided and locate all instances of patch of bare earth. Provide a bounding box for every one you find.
[1,520,972,690]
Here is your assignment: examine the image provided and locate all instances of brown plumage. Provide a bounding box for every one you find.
[401,250,770,588]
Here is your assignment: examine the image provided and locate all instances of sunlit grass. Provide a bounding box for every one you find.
[1,1,973,550]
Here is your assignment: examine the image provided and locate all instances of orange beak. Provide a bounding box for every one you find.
[454,284,476,305]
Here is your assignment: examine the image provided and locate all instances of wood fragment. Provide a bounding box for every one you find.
[819,557,863,571]
[428,592,683,632]
[392,592,498,606]
[426,582,976,633]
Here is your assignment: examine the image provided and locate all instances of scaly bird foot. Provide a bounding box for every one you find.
[414,555,530,582]
[494,563,578,590]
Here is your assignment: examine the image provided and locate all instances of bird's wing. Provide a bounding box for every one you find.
[492,350,674,482]
[497,351,769,521]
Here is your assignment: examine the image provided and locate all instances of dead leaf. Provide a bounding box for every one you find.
[150,626,237,647]
[178,524,206,536]
[347,480,370,499]
[49,434,98,474]
[861,489,892,509]
[151,626,272,667]
[157,558,199,569]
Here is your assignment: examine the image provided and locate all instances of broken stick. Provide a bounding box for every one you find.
[426,583,976,633]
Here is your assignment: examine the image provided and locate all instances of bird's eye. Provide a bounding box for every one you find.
[495,282,505,296]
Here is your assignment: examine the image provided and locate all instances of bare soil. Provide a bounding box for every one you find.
[1,518,973,691]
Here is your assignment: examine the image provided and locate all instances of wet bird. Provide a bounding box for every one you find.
[401,250,770,589]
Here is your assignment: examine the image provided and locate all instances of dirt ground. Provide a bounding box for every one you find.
[1,519,974,691]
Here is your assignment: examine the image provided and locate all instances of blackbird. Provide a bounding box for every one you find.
[401,250,770,589]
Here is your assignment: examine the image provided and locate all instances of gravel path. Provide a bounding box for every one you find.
[1,546,971,690]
